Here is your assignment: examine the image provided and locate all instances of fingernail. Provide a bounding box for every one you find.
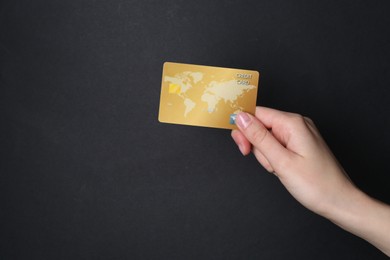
[237,144,245,156]
[236,112,251,129]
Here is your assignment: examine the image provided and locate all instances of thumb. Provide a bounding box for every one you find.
[236,112,292,173]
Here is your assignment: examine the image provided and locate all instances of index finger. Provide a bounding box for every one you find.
[255,106,294,129]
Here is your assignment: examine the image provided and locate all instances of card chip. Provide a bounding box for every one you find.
[168,83,181,94]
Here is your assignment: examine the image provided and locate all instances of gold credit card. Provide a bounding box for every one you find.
[158,62,259,129]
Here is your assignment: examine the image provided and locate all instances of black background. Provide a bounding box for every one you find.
[1,0,390,259]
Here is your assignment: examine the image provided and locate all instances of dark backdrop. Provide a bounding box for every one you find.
[1,0,390,259]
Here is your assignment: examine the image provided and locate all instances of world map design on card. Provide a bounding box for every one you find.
[158,62,260,129]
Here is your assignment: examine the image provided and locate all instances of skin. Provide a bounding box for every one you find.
[231,106,390,256]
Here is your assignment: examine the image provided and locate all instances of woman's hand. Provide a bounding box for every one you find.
[231,106,390,256]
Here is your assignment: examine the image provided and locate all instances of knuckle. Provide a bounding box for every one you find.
[287,112,301,118]
[304,116,314,124]
[289,114,314,125]
[251,127,268,146]
[288,114,306,126]
[275,154,295,174]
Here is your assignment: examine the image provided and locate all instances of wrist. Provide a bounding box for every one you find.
[324,184,369,229]
[322,184,390,256]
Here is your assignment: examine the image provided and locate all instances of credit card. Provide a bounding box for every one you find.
[158,62,259,129]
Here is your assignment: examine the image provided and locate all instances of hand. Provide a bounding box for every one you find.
[231,106,390,256]
[231,106,355,216]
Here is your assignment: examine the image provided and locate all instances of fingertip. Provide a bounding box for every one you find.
[231,129,251,156]
[231,129,238,137]
[240,144,251,156]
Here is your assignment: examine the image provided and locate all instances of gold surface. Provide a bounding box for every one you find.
[158,62,259,130]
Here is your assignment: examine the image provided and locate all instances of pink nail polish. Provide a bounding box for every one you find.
[237,112,251,129]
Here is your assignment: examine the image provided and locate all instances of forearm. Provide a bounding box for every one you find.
[325,186,390,256]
